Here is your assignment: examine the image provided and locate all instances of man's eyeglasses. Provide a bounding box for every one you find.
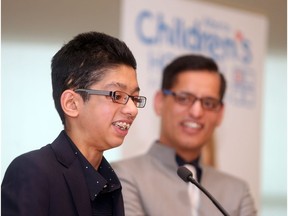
[163,89,222,111]
[74,89,147,108]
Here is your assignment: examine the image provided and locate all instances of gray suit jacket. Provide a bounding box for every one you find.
[112,142,256,216]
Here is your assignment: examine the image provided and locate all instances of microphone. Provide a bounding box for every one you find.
[177,166,230,216]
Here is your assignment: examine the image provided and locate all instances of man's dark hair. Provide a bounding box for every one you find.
[161,54,226,101]
[51,31,137,125]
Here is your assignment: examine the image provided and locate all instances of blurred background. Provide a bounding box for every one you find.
[2,0,286,215]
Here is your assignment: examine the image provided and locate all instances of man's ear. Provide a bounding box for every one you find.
[216,104,225,126]
[60,89,81,118]
[154,90,164,116]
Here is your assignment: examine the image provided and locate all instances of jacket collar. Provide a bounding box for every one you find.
[51,130,92,216]
[149,141,203,179]
[51,130,77,167]
[148,141,179,171]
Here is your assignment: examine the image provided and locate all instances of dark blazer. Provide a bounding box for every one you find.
[1,131,124,216]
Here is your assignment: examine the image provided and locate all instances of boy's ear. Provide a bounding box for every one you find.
[60,89,81,118]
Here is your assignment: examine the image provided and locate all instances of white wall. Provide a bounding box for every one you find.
[1,42,63,173]
[260,54,287,216]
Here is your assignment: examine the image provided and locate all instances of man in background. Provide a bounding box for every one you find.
[112,54,256,216]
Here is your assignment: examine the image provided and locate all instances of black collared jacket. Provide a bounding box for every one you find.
[1,130,125,216]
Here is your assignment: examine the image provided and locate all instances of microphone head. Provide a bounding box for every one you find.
[177,166,193,182]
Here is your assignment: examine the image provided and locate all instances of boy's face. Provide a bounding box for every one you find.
[155,70,224,159]
[68,65,140,152]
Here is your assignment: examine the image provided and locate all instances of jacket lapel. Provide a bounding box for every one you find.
[64,162,92,216]
[51,131,92,216]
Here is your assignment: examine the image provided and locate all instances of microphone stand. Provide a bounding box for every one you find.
[187,176,230,216]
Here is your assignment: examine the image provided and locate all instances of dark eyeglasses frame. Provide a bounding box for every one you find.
[74,89,147,108]
[162,89,222,111]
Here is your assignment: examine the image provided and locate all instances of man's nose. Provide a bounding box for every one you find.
[188,99,204,117]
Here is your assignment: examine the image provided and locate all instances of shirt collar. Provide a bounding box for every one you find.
[63,131,121,201]
[175,154,202,183]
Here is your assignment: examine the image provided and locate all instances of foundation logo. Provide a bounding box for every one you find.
[135,10,252,64]
[135,10,256,108]
[228,66,255,107]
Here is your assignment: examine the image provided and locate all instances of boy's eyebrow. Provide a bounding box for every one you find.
[105,82,140,93]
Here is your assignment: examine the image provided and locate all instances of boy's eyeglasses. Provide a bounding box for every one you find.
[163,89,222,111]
[75,89,147,108]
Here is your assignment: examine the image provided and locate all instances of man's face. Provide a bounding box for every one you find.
[71,65,140,152]
[155,70,224,158]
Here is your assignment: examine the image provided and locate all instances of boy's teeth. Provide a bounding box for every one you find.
[114,122,131,130]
